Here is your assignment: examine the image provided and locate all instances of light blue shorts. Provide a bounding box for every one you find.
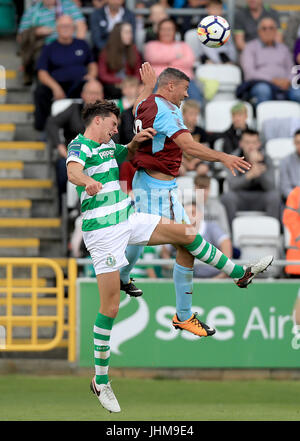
[132,169,190,224]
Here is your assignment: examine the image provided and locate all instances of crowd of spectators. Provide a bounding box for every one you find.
[15,0,300,277]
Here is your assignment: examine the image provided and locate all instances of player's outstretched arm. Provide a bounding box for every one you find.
[132,62,157,116]
[127,127,156,160]
[174,132,251,176]
[67,161,102,196]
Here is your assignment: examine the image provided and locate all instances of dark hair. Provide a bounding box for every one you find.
[82,100,120,126]
[194,175,210,189]
[157,67,190,88]
[240,128,260,138]
[157,18,177,40]
[294,129,300,137]
[104,22,137,73]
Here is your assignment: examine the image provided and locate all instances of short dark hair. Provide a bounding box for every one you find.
[194,175,210,189]
[294,129,300,137]
[81,99,120,126]
[157,67,190,88]
[240,128,260,138]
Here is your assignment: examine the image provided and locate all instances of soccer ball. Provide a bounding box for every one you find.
[197,15,231,48]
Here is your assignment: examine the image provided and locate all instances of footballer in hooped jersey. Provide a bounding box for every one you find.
[66,66,273,413]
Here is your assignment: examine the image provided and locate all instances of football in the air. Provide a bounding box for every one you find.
[197,15,231,48]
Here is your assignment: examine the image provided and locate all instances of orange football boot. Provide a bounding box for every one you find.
[172,313,216,337]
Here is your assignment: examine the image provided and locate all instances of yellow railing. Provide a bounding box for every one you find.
[0,258,77,361]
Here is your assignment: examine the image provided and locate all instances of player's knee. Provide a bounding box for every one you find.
[107,304,119,318]
[183,225,197,245]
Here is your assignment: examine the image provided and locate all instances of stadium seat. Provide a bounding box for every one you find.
[232,215,281,277]
[205,100,254,132]
[51,98,82,116]
[209,177,219,198]
[195,64,242,101]
[176,176,194,205]
[283,225,290,249]
[67,181,78,209]
[265,138,295,167]
[256,101,300,132]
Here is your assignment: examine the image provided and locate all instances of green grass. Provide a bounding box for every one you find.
[0,375,300,421]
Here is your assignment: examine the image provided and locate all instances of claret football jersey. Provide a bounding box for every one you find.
[132,94,190,177]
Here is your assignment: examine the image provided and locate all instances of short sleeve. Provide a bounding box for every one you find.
[153,98,188,139]
[36,45,51,71]
[208,222,229,247]
[18,7,33,33]
[114,144,128,164]
[66,141,91,166]
[64,0,85,22]
[234,8,245,33]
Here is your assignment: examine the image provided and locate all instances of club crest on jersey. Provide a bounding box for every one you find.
[105,254,116,267]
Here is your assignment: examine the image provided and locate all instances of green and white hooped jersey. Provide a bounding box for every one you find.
[66,133,134,231]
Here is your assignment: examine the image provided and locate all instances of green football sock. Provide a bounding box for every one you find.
[93,312,114,385]
[185,234,245,279]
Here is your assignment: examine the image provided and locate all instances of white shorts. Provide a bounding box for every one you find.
[82,212,161,275]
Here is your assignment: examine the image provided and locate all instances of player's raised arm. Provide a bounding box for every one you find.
[174,131,251,176]
[67,161,102,196]
[133,62,157,116]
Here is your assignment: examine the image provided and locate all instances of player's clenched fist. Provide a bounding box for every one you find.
[85,179,102,196]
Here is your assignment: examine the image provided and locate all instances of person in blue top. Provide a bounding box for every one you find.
[34,14,98,131]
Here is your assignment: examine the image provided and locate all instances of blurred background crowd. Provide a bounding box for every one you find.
[2,0,300,278]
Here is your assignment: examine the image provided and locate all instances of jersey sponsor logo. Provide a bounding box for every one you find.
[75,49,84,56]
[134,119,143,134]
[67,150,80,158]
[99,149,114,159]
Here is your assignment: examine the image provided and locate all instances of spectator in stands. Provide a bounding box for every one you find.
[195,161,210,177]
[144,18,203,103]
[45,79,104,213]
[198,0,237,64]
[90,0,136,53]
[182,99,207,143]
[173,0,208,8]
[17,0,87,85]
[92,0,107,8]
[98,22,142,99]
[160,201,231,278]
[239,17,300,106]
[142,3,168,43]
[234,0,281,52]
[221,129,280,227]
[131,245,160,279]
[295,37,300,65]
[178,99,209,176]
[34,15,97,131]
[183,0,237,64]
[115,76,141,113]
[279,130,300,203]
[46,79,104,157]
[283,186,300,276]
[178,0,207,37]
[220,102,250,155]
[194,174,230,235]
[283,11,300,54]
[185,202,232,278]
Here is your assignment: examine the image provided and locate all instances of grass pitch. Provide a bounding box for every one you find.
[0,375,300,421]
